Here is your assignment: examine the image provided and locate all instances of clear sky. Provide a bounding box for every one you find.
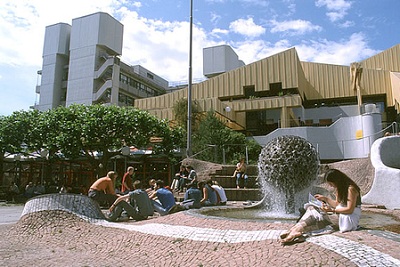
[0,0,398,115]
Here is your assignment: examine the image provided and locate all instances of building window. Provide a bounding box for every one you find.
[120,74,128,84]
[244,85,255,98]
[147,73,154,79]
[270,82,282,96]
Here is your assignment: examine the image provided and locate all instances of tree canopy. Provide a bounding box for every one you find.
[0,105,183,179]
[192,110,261,164]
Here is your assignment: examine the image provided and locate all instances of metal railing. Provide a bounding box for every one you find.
[189,144,250,165]
[313,121,398,160]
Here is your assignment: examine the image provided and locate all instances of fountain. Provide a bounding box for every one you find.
[257,135,320,214]
[196,135,398,230]
[198,135,320,221]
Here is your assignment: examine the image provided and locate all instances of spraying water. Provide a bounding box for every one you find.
[257,135,319,214]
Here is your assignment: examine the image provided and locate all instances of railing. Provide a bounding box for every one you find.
[190,145,217,162]
[222,144,248,165]
[189,144,250,165]
[168,78,207,88]
[313,122,398,160]
[278,114,343,128]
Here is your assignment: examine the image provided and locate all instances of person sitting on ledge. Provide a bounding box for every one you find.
[183,182,202,209]
[199,179,218,206]
[120,166,134,195]
[280,168,362,245]
[234,158,248,189]
[88,171,119,208]
[212,180,227,205]
[173,165,189,191]
[146,179,156,195]
[178,165,197,192]
[107,180,154,222]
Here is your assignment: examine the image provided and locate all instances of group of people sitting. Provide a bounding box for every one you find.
[170,165,196,193]
[87,165,362,245]
[87,165,228,222]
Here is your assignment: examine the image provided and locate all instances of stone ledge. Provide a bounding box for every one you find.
[21,193,106,222]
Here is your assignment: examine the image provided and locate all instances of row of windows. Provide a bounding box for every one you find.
[119,73,161,97]
[118,93,134,106]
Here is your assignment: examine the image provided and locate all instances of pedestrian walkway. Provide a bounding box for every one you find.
[8,193,400,267]
[96,219,400,267]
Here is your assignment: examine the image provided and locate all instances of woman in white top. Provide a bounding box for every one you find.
[280,168,362,245]
[211,181,227,205]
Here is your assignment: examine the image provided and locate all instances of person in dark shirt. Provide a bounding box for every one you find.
[108,180,154,221]
[183,182,202,209]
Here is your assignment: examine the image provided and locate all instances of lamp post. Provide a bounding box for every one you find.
[186,0,193,157]
[40,149,49,185]
[121,146,130,170]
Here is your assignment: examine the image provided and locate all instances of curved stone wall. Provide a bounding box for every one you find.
[21,193,106,222]
[362,136,400,209]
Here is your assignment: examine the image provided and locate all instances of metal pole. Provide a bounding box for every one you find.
[186,0,193,157]
[245,146,249,165]
[222,146,226,165]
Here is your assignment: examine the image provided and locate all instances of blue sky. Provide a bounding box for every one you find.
[0,0,398,115]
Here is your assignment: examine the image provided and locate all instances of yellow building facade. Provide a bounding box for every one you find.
[135,44,400,136]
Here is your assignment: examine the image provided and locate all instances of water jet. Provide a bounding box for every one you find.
[255,135,319,214]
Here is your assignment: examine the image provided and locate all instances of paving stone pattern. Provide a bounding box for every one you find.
[1,193,398,267]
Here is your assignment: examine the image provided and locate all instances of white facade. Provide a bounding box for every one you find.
[35,12,167,111]
[254,110,384,160]
[38,23,71,110]
[363,136,400,209]
[203,45,245,78]
[67,12,123,106]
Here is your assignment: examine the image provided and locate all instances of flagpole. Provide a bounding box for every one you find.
[186,0,193,157]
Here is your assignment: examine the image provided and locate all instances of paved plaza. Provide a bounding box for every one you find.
[0,201,399,267]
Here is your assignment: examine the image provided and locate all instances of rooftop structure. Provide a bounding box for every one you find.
[203,45,245,78]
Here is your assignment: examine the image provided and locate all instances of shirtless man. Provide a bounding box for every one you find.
[88,171,119,207]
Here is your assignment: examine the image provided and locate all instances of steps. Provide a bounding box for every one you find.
[224,188,262,202]
[176,159,262,202]
[211,165,262,201]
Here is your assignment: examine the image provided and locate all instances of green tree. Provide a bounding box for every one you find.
[0,110,42,184]
[56,104,182,177]
[0,105,183,184]
[192,110,261,164]
[2,110,42,153]
[172,98,200,130]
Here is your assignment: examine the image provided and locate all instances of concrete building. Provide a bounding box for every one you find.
[203,45,245,78]
[32,12,400,161]
[135,44,400,160]
[34,12,167,111]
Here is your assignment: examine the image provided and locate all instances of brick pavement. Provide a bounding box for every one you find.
[1,194,399,266]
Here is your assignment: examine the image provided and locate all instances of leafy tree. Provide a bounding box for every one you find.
[192,110,261,164]
[192,110,231,162]
[0,105,183,184]
[56,104,182,177]
[0,110,42,184]
[172,98,200,130]
[172,98,201,158]
[0,116,9,184]
[2,110,42,153]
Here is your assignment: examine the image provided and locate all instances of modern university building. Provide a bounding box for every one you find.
[33,12,168,111]
[34,12,400,161]
[136,44,400,161]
